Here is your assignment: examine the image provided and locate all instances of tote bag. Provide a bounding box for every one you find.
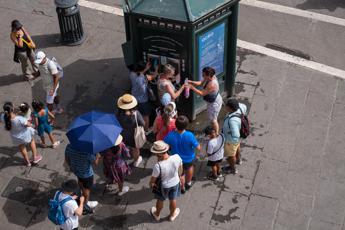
[134,111,146,148]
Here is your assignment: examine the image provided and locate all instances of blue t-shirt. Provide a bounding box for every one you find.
[65,144,96,178]
[164,130,199,163]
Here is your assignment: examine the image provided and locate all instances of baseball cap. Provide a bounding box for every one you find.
[34,51,46,64]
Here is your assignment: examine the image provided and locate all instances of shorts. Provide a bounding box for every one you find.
[155,183,181,201]
[137,102,152,116]
[183,162,194,171]
[207,94,222,122]
[224,142,240,157]
[37,123,52,136]
[46,84,59,104]
[77,175,94,190]
[207,159,223,167]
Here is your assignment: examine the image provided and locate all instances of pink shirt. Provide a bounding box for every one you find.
[154,116,176,141]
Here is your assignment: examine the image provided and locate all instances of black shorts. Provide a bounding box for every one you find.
[137,102,152,116]
[183,162,194,171]
[78,175,94,190]
[207,159,223,167]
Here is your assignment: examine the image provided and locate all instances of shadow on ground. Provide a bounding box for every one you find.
[31,33,62,49]
[296,0,345,11]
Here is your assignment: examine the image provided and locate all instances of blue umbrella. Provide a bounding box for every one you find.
[66,111,122,154]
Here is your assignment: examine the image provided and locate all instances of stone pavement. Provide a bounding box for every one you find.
[1,1,345,230]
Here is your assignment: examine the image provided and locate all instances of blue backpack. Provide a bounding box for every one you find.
[48,191,73,225]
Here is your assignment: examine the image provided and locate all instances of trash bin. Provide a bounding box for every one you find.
[55,0,86,45]
[122,0,240,120]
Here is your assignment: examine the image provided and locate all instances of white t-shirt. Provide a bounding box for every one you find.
[206,134,224,162]
[152,154,182,188]
[40,59,59,91]
[55,191,79,230]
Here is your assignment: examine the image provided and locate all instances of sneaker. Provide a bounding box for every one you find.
[181,188,186,194]
[207,174,219,181]
[133,156,143,167]
[52,141,60,149]
[217,173,224,178]
[150,206,160,221]
[223,166,238,175]
[169,208,180,222]
[117,186,129,196]
[236,159,243,165]
[87,201,98,209]
[32,155,42,164]
[185,181,194,191]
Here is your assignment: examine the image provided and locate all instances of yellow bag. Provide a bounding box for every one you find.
[21,38,35,49]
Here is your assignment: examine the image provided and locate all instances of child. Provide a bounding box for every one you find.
[31,100,60,148]
[18,102,33,124]
[95,135,131,196]
[204,126,225,181]
[152,102,177,141]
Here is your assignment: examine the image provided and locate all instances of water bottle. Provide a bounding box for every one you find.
[184,78,190,98]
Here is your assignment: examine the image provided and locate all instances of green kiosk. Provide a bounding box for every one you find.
[122,0,240,120]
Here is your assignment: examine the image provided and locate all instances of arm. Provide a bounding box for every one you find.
[49,73,60,96]
[10,32,24,47]
[188,80,203,86]
[47,110,55,120]
[166,83,185,100]
[94,153,102,166]
[22,27,36,48]
[74,196,85,216]
[189,83,216,97]
[149,176,157,188]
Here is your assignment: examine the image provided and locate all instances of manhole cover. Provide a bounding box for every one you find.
[2,177,40,203]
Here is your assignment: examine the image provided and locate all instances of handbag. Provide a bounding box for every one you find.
[152,163,163,196]
[134,111,146,148]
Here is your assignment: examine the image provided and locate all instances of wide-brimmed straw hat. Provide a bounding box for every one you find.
[150,141,169,154]
[117,94,138,110]
[115,134,123,146]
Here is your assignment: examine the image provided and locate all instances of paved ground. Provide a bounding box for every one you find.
[0,0,345,229]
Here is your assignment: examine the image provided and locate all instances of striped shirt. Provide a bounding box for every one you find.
[65,144,95,178]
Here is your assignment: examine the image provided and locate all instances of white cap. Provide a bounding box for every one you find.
[34,51,46,64]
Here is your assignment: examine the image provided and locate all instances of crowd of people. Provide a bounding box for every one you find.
[2,19,248,229]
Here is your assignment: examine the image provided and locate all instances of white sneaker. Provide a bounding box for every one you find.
[169,208,180,221]
[52,141,60,149]
[150,206,160,221]
[133,156,143,167]
[87,201,98,209]
[117,186,129,196]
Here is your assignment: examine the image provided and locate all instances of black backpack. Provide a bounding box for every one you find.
[228,108,250,139]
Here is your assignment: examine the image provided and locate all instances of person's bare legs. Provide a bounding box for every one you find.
[78,182,91,202]
[185,166,194,184]
[131,147,140,161]
[155,199,164,216]
[118,181,123,192]
[211,165,218,177]
[236,145,241,163]
[29,139,39,159]
[18,144,30,165]
[211,119,219,135]
[169,199,177,217]
[216,163,221,175]
[47,133,55,145]
[180,175,185,191]
[143,115,150,131]
[40,135,46,146]
[227,156,236,170]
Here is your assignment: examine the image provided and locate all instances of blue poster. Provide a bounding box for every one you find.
[198,23,225,79]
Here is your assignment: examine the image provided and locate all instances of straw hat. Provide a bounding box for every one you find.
[117,94,138,110]
[115,134,123,146]
[150,141,169,154]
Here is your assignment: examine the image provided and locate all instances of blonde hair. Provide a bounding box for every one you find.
[162,64,175,76]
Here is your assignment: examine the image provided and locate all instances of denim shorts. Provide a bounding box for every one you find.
[155,183,181,201]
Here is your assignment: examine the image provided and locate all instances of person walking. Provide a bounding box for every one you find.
[152,102,177,141]
[117,94,144,167]
[129,61,152,132]
[52,179,85,230]
[65,144,98,210]
[31,100,60,148]
[157,64,185,106]
[149,141,183,222]
[188,67,223,134]
[164,115,200,193]
[34,51,63,113]
[10,20,39,83]
[95,135,131,196]
[2,102,42,166]
[222,98,247,174]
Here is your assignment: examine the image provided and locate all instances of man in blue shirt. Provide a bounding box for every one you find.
[222,98,247,174]
[164,115,200,193]
[65,144,98,210]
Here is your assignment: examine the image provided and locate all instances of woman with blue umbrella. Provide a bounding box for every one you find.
[65,111,123,210]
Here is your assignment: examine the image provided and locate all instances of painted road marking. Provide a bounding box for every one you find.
[78,0,345,80]
[79,0,124,16]
[237,40,345,80]
[241,0,345,27]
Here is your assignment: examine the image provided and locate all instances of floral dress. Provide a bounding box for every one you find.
[99,142,131,184]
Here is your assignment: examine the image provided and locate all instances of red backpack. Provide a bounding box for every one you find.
[229,108,250,139]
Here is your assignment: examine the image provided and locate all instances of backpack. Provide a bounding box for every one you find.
[48,191,73,225]
[50,57,64,78]
[228,107,250,139]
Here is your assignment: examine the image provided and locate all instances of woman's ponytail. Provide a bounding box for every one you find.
[3,102,14,131]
